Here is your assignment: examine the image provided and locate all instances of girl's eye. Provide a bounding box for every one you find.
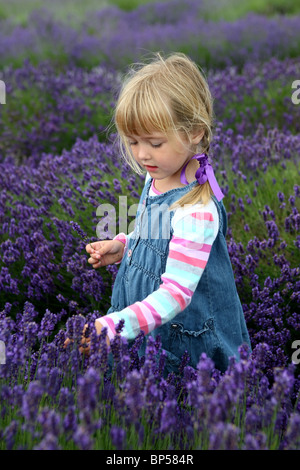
[151,143,162,148]
[129,142,137,146]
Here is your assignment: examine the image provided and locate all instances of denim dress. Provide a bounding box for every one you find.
[107,177,251,374]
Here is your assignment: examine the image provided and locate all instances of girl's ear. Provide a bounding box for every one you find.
[191,129,205,145]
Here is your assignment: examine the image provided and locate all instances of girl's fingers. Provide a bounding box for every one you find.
[88,254,101,263]
[79,337,91,355]
[64,338,72,348]
[86,242,102,254]
[87,256,101,268]
[91,252,101,260]
[92,261,101,268]
[86,243,94,254]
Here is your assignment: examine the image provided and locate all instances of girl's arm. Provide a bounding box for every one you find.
[96,201,219,342]
[113,231,134,264]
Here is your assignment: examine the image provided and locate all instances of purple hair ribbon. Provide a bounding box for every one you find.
[180,153,224,202]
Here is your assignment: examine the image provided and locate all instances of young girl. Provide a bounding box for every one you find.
[85,52,251,374]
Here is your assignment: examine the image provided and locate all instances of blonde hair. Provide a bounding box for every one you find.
[113,52,215,208]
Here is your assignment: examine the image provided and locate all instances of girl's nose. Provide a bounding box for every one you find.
[136,144,149,160]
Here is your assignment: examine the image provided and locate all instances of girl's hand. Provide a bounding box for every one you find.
[86,240,125,268]
[78,321,110,354]
[63,323,90,352]
[63,321,109,355]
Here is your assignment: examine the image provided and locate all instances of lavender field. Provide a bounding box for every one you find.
[0,0,300,450]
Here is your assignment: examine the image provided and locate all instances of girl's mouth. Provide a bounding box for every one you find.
[145,165,158,171]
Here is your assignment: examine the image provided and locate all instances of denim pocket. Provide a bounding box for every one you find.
[168,317,225,371]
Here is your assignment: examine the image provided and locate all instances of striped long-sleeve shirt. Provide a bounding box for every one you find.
[96,176,219,341]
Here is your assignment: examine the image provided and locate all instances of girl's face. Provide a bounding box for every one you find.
[126,131,201,184]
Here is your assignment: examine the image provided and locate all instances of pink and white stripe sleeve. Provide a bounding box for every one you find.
[96,204,218,342]
[113,232,133,264]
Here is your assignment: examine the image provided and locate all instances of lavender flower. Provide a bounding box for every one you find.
[33,433,61,450]
[63,406,78,435]
[65,314,86,344]
[70,221,89,244]
[3,421,18,450]
[21,381,44,422]
[37,408,61,438]
[77,367,100,411]
[37,309,58,340]
[73,425,93,450]
[110,426,126,450]
[209,423,240,450]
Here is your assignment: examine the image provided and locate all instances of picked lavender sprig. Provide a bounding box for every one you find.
[70,221,94,252]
